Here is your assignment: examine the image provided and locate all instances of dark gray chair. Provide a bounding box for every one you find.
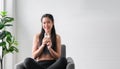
[15,44,75,69]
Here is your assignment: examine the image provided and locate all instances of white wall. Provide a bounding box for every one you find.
[15,0,120,69]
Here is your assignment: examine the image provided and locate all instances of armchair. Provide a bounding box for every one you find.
[15,44,75,69]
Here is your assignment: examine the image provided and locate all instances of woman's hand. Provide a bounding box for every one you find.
[47,39,52,49]
[42,38,48,46]
[42,37,52,48]
[46,38,52,49]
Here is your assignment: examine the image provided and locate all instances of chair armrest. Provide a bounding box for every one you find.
[66,57,75,69]
[15,60,26,69]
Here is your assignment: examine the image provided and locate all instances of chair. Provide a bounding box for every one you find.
[15,44,75,69]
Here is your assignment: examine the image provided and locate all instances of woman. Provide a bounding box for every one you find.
[24,14,67,69]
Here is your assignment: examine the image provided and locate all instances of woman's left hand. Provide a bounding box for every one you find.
[46,38,52,49]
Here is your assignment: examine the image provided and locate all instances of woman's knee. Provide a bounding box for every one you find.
[59,57,67,62]
[56,57,67,65]
[24,57,34,65]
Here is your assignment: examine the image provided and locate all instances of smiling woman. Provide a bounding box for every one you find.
[19,14,67,69]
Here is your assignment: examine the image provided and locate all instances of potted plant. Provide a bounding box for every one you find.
[0,11,19,69]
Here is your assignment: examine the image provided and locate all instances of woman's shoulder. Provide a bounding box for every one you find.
[34,33,40,37]
[56,34,61,40]
[33,33,40,40]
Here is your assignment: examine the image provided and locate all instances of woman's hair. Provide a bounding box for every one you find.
[39,14,57,51]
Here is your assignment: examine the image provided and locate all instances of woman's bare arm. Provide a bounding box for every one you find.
[48,34,61,59]
[32,34,45,59]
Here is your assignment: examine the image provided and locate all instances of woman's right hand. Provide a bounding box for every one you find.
[42,37,48,46]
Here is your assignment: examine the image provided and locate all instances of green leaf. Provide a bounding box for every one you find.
[8,46,14,52]
[6,36,12,44]
[13,40,18,46]
[4,24,13,26]
[3,50,9,57]
[0,41,6,46]
[3,17,14,24]
[6,31,12,37]
[8,46,19,52]
[0,11,7,17]
[0,22,5,29]
[14,47,19,52]
[0,31,6,39]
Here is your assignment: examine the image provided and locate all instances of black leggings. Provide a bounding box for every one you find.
[24,57,67,69]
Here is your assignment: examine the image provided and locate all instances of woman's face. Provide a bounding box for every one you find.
[42,17,53,34]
